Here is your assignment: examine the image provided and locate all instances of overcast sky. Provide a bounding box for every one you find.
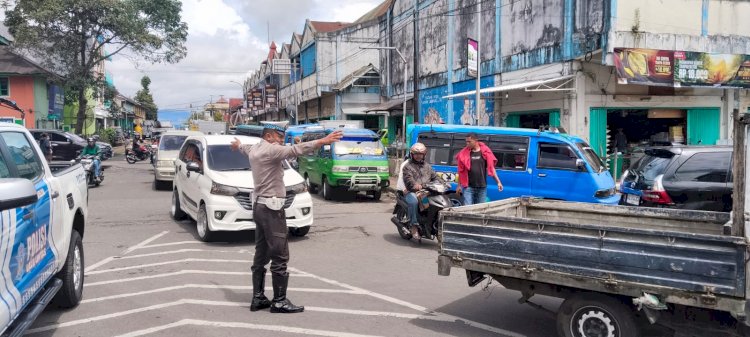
[108,0,382,113]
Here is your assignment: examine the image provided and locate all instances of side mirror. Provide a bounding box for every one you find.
[186,161,202,173]
[67,138,73,144]
[0,178,38,211]
[576,159,586,171]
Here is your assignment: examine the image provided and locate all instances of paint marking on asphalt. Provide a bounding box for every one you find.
[289,267,526,337]
[115,248,253,260]
[26,299,485,335]
[86,270,310,287]
[135,241,215,250]
[86,258,248,275]
[113,319,382,337]
[82,285,362,303]
[84,231,169,273]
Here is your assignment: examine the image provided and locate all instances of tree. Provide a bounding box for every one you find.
[4,0,188,134]
[213,111,223,122]
[135,76,158,120]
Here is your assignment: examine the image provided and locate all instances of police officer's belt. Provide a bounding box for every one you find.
[255,196,285,211]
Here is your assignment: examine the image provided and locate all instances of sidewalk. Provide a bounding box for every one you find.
[385,175,398,194]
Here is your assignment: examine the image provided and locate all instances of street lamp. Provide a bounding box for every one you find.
[361,46,408,158]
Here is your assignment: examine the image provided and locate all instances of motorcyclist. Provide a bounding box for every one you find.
[401,142,442,240]
[79,138,102,182]
[132,135,145,157]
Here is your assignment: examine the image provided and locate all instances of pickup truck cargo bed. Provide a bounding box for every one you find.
[438,198,746,315]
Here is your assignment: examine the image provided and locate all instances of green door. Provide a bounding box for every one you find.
[549,110,561,127]
[589,108,608,157]
[687,108,720,145]
[506,114,520,128]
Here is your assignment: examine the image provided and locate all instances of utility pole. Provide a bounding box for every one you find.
[475,0,481,126]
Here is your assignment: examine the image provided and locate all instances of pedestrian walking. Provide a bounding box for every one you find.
[231,123,342,314]
[39,133,52,162]
[455,133,502,205]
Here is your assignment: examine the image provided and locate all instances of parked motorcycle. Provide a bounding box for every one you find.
[391,181,461,242]
[125,145,153,164]
[78,155,104,186]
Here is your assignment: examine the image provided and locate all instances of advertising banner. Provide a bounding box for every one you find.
[674,52,750,88]
[614,48,750,88]
[47,85,64,120]
[251,89,263,108]
[468,38,478,78]
[614,48,674,86]
[264,85,277,109]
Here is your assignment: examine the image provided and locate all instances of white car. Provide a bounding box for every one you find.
[170,135,313,241]
[153,130,202,190]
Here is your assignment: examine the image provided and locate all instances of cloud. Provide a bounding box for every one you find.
[110,0,383,110]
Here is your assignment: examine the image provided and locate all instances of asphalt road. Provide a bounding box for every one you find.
[28,156,562,337]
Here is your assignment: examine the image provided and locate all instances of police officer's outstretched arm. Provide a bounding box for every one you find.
[273,130,343,160]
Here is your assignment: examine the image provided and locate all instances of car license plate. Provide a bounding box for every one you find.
[625,194,640,205]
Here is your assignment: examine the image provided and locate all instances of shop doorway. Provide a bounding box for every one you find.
[506,109,560,129]
[346,114,382,132]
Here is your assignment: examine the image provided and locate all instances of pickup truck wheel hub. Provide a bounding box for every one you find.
[575,308,616,337]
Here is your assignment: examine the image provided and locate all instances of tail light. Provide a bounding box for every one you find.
[641,174,674,205]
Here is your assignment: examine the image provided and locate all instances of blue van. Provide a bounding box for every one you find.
[408,124,619,204]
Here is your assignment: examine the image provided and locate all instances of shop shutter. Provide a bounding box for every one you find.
[549,110,561,127]
[589,108,608,157]
[505,114,520,128]
[687,108,720,145]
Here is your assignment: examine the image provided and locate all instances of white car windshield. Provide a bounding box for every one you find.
[159,135,188,151]
[207,145,290,171]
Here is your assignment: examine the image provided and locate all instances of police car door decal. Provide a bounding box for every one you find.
[0,208,22,330]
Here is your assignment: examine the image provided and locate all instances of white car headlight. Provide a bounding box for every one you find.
[332,166,349,173]
[377,166,389,173]
[211,181,240,196]
[288,182,308,194]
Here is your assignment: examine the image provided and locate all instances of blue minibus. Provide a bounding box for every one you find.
[407,124,619,204]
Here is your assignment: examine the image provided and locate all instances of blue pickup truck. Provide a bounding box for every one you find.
[0,124,88,336]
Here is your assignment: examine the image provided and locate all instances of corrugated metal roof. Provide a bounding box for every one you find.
[333,64,379,91]
[354,0,393,24]
[309,21,351,33]
[0,46,54,76]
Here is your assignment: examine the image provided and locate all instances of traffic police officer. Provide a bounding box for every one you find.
[231,122,342,313]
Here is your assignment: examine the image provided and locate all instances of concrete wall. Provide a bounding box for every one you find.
[609,0,750,57]
[315,23,380,87]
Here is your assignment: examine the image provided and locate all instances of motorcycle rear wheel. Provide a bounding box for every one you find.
[126,154,136,164]
[395,206,412,240]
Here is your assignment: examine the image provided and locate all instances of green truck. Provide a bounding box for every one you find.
[298,127,390,201]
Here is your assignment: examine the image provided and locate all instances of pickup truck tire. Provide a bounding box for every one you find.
[290,226,310,237]
[557,293,639,337]
[171,190,187,220]
[196,204,214,242]
[53,230,84,308]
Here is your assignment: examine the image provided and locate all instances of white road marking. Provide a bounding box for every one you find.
[113,319,382,337]
[289,267,526,337]
[135,241,215,250]
[115,248,253,260]
[85,231,169,273]
[86,258,248,275]
[26,299,488,335]
[82,284,362,303]
[86,270,310,287]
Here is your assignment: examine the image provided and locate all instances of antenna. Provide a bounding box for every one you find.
[267,21,270,44]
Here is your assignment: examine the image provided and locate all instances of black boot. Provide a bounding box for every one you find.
[250,269,271,311]
[270,273,304,313]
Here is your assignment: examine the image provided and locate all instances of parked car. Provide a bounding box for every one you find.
[408,124,620,205]
[297,127,390,201]
[152,130,202,190]
[0,123,88,336]
[619,145,733,212]
[29,129,112,161]
[170,135,313,241]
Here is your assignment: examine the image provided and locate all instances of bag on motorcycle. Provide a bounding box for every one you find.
[417,191,430,212]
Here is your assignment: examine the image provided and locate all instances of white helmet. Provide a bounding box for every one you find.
[410,142,427,155]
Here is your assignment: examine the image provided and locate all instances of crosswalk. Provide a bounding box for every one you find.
[28,230,523,337]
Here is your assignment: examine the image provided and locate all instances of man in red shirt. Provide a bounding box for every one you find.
[456,133,503,205]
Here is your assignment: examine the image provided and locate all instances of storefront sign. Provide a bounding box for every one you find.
[47,85,64,120]
[264,85,277,109]
[467,39,478,78]
[251,88,263,108]
[614,48,750,88]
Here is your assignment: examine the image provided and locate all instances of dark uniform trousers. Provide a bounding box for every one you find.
[250,203,290,276]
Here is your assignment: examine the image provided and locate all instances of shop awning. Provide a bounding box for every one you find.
[443,75,575,99]
[363,95,413,112]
